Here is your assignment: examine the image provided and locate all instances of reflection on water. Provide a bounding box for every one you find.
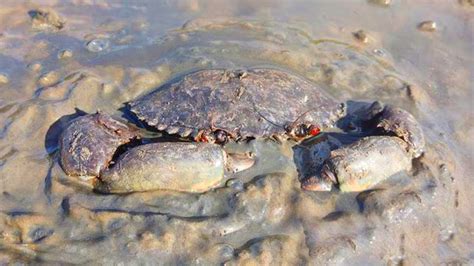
[0,0,472,264]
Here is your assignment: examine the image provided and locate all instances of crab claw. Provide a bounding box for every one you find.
[318,136,412,192]
[59,112,140,178]
[95,142,227,193]
[95,143,255,193]
[59,112,255,194]
[375,105,425,158]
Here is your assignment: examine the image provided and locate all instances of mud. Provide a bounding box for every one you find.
[0,0,472,264]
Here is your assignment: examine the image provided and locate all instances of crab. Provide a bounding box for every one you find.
[58,68,425,193]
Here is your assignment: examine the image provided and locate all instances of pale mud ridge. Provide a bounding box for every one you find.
[0,0,473,264]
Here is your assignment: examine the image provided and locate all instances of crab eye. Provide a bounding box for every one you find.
[309,126,321,136]
[296,125,307,136]
[214,130,228,144]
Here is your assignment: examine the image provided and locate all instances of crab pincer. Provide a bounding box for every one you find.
[59,113,254,193]
[303,104,425,192]
[59,112,140,178]
[376,105,425,158]
[95,142,255,193]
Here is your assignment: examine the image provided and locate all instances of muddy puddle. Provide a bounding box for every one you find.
[0,0,473,264]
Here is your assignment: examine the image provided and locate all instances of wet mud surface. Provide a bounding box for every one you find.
[0,0,473,264]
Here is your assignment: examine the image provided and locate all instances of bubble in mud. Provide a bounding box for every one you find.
[226,178,244,191]
[86,38,110,52]
[373,49,386,57]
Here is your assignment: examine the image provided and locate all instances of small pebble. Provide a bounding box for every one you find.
[418,21,437,32]
[440,228,455,242]
[86,38,110,53]
[179,33,189,42]
[133,20,149,31]
[0,73,9,84]
[28,8,65,31]
[353,30,369,43]
[28,227,54,243]
[214,243,234,261]
[459,0,474,6]
[38,71,59,87]
[58,49,73,59]
[369,0,392,6]
[28,62,42,72]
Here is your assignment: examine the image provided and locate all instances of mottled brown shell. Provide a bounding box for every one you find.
[130,68,345,139]
[59,112,139,177]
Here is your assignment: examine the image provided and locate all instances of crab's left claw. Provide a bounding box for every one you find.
[374,105,425,158]
[303,103,425,193]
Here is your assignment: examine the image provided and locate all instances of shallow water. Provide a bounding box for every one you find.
[0,0,473,264]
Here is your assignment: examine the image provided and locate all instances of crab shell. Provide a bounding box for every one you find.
[129,68,346,141]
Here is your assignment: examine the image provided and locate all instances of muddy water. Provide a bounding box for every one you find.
[0,0,473,264]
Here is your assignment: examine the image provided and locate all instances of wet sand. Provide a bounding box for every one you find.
[0,0,473,264]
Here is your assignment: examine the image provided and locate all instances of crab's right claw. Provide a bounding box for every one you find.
[59,112,140,178]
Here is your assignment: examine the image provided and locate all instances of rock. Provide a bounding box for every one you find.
[418,21,437,32]
[368,0,392,6]
[27,62,42,72]
[28,8,65,31]
[0,73,9,85]
[459,0,474,6]
[38,71,60,87]
[353,30,369,43]
[58,49,73,59]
